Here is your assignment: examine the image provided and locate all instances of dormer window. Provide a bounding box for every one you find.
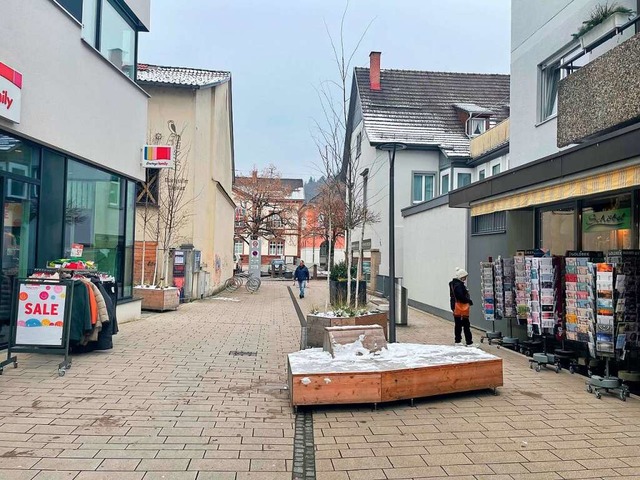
[469,117,487,137]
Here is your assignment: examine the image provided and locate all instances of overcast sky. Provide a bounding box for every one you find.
[139,0,511,181]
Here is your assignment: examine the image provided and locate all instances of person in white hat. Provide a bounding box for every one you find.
[449,267,474,346]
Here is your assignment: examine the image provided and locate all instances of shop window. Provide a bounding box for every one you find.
[122,181,135,298]
[234,239,244,255]
[539,207,575,255]
[269,240,284,256]
[82,0,137,80]
[492,164,501,176]
[471,212,506,235]
[441,174,450,195]
[582,196,632,252]
[65,160,126,294]
[457,173,472,188]
[0,181,38,349]
[0,134,40,179]
[412,173,435,203]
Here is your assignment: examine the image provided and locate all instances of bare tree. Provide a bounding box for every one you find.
[313,1,375,305]
[233,165,300,245]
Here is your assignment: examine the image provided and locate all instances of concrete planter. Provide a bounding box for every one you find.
[306,311,388,348]
[579,12,630,49]
[134,287,180,312]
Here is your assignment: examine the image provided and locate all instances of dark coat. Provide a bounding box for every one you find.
[294,265,310,282]
[449,278,473,311]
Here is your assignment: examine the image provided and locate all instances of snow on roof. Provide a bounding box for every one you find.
[355,68,510,158]
[137,64,231,87]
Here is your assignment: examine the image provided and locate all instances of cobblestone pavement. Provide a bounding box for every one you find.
[1,281,640,480]
[0,282,299,480]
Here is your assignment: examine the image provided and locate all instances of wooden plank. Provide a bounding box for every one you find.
[291,372,381,406]
[380,359,503,402]
[354,312,388,338]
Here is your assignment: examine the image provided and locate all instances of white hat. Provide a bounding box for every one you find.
[455,267,468,280]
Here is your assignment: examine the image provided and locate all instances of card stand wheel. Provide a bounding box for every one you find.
[58,368,66,377]
[535,364,541,373]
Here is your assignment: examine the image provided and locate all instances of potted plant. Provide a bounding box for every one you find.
[573,2,634,49]
[329,261,366,306]
[305,304,388,348]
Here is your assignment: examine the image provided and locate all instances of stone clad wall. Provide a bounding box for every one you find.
[558,33,640,147]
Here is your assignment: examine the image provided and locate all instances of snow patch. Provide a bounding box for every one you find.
[324,378,332,384]
[300,377,311,385]
[211,297,240,302]
[289,342,498,375]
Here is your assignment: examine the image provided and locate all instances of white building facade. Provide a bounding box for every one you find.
[0,0,151,329]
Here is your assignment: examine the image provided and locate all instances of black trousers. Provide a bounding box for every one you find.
[454,316,473,345]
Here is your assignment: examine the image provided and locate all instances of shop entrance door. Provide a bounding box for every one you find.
[0,178,38,349]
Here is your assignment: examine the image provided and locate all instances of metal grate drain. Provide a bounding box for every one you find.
[229,351,257,356]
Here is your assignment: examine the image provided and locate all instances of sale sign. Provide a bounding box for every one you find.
[16,283,67,346]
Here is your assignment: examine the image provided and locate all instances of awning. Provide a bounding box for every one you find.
[471,163,640,216]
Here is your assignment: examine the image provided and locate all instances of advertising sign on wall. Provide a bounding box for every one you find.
[16,283,67,347]
[142,145,174,168]
[0,62,22,124]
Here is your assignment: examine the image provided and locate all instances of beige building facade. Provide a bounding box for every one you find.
[135,64,235,298]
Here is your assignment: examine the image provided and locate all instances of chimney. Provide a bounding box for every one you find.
[369,51,381,91]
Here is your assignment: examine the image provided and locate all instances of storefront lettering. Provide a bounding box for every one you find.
[582,208,631,232]
[1,90,13,109]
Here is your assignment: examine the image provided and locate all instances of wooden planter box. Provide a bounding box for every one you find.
[306,312,388,348]
[288,351,503,407]
[134,287,180,312]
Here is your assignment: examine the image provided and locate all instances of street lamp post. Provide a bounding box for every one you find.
[378,142,407,343]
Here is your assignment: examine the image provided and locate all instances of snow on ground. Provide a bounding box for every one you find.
[289,341,499,374]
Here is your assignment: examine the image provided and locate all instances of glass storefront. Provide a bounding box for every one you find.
[537,193,636,255]
[539,206,575,255]
[582,195,632,252]
[0,130,137,350]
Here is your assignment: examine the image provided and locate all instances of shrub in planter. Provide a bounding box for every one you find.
[305,306,388,348]
[329,261,365,305]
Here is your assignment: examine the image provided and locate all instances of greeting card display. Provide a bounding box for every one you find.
[564,253,598,351]
[480,261,495,322]
[596,263,615,355]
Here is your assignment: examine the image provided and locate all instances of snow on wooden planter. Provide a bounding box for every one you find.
[134,287,180,312]
[288,343,503,407]
[306,312,388,348]
[323,325,387,355]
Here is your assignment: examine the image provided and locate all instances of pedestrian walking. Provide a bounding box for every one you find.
[294,260,310,298]
[449,267,474,346]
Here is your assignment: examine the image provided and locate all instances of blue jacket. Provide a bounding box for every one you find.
[294,265,310,281]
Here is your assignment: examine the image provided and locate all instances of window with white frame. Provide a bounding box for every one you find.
[539,47,588,122]
[479,169,486,181]
[268,214,283,228]
[468,117,487,137]
[234,239,244,255]
[441,174,450,195]
[412,173,435,203]
[269,240,284,256]
[457,173,472,188]
[492,164,501,175]
[356,132,362,158]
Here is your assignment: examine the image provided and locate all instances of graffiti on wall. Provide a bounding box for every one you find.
[214,254,222,286]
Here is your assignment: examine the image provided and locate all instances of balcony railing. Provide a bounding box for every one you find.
[470,119,509,158]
